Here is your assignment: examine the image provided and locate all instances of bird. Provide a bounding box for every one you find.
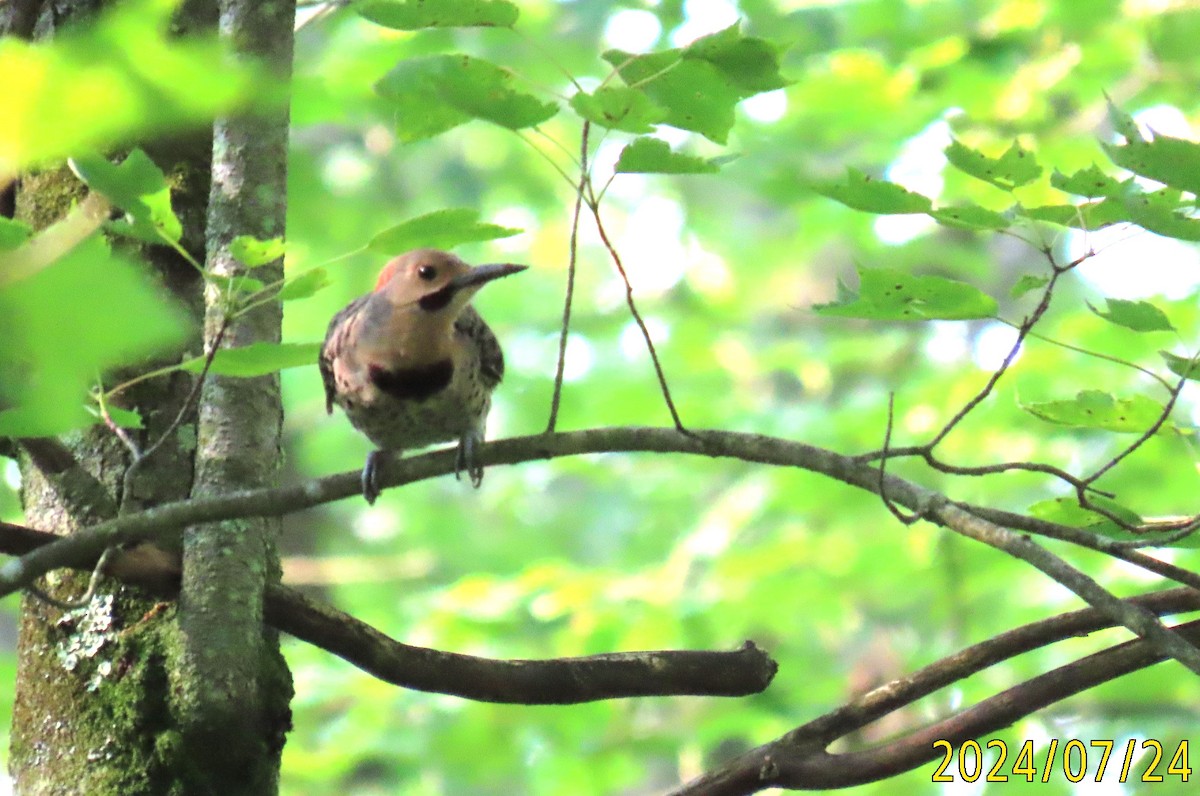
[319,248,527,504]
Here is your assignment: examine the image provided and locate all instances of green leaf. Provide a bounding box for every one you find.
[354,0,518,29]
[0,0,264,174]
[808,168,932,214]
[1017,199,1127,230]
[569,88,667,134]
[0,218,32,251]
[1021,390,1166,434]
[1105,95,1141,142]
[230,235,285,268]
[1161,350,1200,381]
[181,342,321,378]
[602,50,742,144]
[375,55,557,142]
[278,268,331,302]
[614,138,720,174]
[0,236,188,436]
[1029,496,1143,537]
[1010,274,1049,298]
[206,273,266,296]
[86,403,143,429]
[945,139,1042,191]
[813,266,999,321]
[682,23,791,93]
[1050,165,1121,198]
[368,208,521,253]
[70,149,182,244]
[1117,184,1200,241]
[1103,132,1200,197]
[1088,298,1175,332]
[929,203,1011,230]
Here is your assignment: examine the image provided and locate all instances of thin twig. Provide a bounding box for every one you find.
[877,393,919,524]
[584,195,688,432]
[546,121,590,433]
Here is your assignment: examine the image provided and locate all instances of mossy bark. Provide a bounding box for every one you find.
[8,1,293,792]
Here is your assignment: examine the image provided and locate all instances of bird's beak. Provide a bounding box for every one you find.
[449,263,528,291]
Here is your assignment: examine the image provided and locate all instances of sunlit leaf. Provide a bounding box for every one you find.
[1103,131,1200,197]
[1117,184,1200,241]
[615,138,720,174]
[0,0,264,176]
[368,208,521,253]
[929,203,1011,230]
[569,88,667,134]
[945,139,1042,191]
[1021,390,1167,434]
[1050,165,1121,198]
[1011,274,1049,298]
[808,168,932,214]
[180,342,321,377]
[683,23,791,93]
[278,268,331,302]
[1029,496,1142,536]
[1161,350,1200,381]
[1088,298,1175,332]
[355,0,518,29]
[813,266,998,320]
[375,55,557,142]
[1017,199,1127,229]
[0,236,188,436]
[231,235,285,268]
[603,50,742,144]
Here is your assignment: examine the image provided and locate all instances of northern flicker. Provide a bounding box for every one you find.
[320,248,526,504]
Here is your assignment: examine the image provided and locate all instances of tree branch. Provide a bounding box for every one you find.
[0,521,778,703]
[2,427,1197,672]
[670,616,1200,794]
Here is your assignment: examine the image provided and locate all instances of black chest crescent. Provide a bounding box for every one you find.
[369,359,454,402]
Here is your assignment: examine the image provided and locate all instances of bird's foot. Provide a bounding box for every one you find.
[454,431,485,488]
[361,450,389,505]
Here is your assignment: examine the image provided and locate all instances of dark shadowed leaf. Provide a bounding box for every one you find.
[70,149,181,244]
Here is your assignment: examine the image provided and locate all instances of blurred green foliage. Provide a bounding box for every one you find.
[5,0,1200,794]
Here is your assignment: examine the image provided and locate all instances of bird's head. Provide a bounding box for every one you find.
[373,249,527,317]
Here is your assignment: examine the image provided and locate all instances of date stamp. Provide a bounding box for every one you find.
[932,739,1191,783]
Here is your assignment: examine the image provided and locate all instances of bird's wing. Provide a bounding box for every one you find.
[320,294,371,414]
[455,306,504,388]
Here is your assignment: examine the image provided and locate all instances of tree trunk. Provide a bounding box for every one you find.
[8,1,294,792]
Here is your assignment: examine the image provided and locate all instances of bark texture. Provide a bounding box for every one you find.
[168,0,296,792]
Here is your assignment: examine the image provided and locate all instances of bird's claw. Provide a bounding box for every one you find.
[362,450,385,505]
[455,432,485,488]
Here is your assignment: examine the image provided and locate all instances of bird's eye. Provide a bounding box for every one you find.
[417,265,437,281]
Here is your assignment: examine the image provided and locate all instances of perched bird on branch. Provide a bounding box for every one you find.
[320,249,526,504]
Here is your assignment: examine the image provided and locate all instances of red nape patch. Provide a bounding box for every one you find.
[373,259,402,292]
